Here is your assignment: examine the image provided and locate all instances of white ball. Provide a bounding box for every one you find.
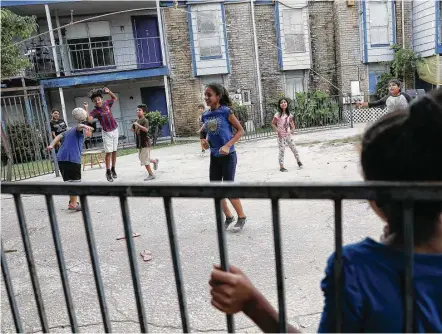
[72,108,87,122]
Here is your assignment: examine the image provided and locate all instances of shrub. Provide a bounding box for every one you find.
[232,103,248,129]
[144,111,168,146]
[3,122,45,163]
[268,91,341,129]
[375,72,395,99]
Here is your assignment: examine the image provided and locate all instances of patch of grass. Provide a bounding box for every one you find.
[325,135,362,146]
[116,140,198,158]
[2,159,53,181]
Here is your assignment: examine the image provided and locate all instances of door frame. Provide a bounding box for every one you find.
[131,15,161,69]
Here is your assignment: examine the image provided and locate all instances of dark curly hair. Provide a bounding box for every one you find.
[89,88,103,101]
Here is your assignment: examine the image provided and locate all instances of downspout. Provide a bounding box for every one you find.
[250,0,264,125]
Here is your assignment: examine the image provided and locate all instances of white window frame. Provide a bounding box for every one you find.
[282,9,305,53]
[195,9,223,59]
[369,1,390,46]
[66,21,115,70]
[285,71,306,98]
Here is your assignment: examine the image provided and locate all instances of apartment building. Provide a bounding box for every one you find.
[2,0,440,138]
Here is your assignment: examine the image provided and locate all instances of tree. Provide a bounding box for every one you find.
[1,9,37,78]
[144,111,168,146]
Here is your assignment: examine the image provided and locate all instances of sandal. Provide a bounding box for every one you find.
[68,202,82,211]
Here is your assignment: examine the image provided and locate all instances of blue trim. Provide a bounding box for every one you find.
[221,3,231,74]
[371,44,391,48]
[275,1,283,70]
[1,0,79,6]
[362,0,368,64]
[187,5,198,77]
[391,0,396,44]
[160,1,186,8]
[200,55,223,60]
[436,0,442,53]
[40,67,169,89]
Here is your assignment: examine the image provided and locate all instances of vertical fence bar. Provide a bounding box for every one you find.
[214,199,235,333]
[403,202,414,333]
[13,194,49,332]
[39,86,60,177]
[1,241,24,333]
[163,197,190,333]
[45,195,79,332]
[333,199,343,333]
[271,199,287,333]
[119,196,148,333]
[79,196,112,332]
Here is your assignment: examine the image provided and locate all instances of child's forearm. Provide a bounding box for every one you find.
[138,125,149,133]
[226,128,243,148]
[49,134,63,147]
[108,90,117,100]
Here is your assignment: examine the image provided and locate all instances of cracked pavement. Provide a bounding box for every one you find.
[1,124,384,333]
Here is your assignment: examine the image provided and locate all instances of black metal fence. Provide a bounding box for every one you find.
[1,89,58,181]
[2,181,441,333]
[239,96,352,141]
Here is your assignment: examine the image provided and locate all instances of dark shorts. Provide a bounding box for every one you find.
[210,151,237,182]
[58,161,81,182]
[200,131,207,140]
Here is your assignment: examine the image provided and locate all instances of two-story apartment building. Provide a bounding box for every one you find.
[2,0,440,138]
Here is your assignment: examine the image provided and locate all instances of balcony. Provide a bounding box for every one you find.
[22,34,163,79]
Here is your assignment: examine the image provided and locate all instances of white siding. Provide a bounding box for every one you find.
[48,78,164,125]
[413,0,436,58]
[278,1,311,70]
[35,10,158,75]
[365,0,395,63]
[190,3,229,76]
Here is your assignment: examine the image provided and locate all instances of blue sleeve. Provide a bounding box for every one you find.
[223,107,233,120]
[318,253,364,333]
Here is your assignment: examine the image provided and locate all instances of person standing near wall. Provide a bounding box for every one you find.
[50,109,67,152]
[85,87,119,182]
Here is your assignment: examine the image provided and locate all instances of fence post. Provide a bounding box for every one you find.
[39,86,60,177]
[350,95,354,128]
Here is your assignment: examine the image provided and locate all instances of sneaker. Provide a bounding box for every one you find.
[153,159,159,171]
[233,217,247,232]
[224,216,235,230]
[201,150,205,153]
[68,203,82,211]
[111,168,118,179]
[280,167,288,172]
[297,161,303,169]
[144,174,156,181]
[106,170,114,182]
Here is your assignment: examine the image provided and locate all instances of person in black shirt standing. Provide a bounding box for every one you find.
[50,109,67,151]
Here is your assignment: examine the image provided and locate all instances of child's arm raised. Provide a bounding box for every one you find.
[103,87,117,101]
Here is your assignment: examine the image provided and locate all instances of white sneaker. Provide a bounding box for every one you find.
[144,175,156,181]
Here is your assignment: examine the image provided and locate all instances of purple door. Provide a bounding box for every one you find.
[132,16,162,69]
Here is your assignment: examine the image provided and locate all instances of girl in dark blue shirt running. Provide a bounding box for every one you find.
[209,89,442,332]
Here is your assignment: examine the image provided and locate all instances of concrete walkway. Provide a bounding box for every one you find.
[1,123,385,333]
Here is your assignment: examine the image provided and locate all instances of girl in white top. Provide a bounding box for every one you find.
[271,98,303,172]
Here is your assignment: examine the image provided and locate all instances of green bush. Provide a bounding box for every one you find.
[144,111,168,146]
[232,103,248,129]
[268,91,341,129]
[375,72,395,99]
[3,123,44,163]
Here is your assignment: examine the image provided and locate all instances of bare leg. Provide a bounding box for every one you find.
[69,195,78,206]
[105,153,111,169]
[229,198,246,218]
[221,199,233,218]
[144,164,154,176]
[111,151,117,168]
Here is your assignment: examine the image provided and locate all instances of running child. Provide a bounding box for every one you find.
[209,89,442,332]
[201,83,247,231]
[197,103,207,153]
[272,98,303,172]
[86,87,119,182]
[47,109,93,211]
[132,104,159,181]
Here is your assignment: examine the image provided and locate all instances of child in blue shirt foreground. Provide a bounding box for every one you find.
[209,89,442,332]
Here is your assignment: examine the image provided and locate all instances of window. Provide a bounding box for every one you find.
[369,1,390,46]
[283,9,305,53]
[66,21,115,70]
[285,71,305,98]
[196,10,222,58]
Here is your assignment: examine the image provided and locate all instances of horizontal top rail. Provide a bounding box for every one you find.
[2,182,442,201]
